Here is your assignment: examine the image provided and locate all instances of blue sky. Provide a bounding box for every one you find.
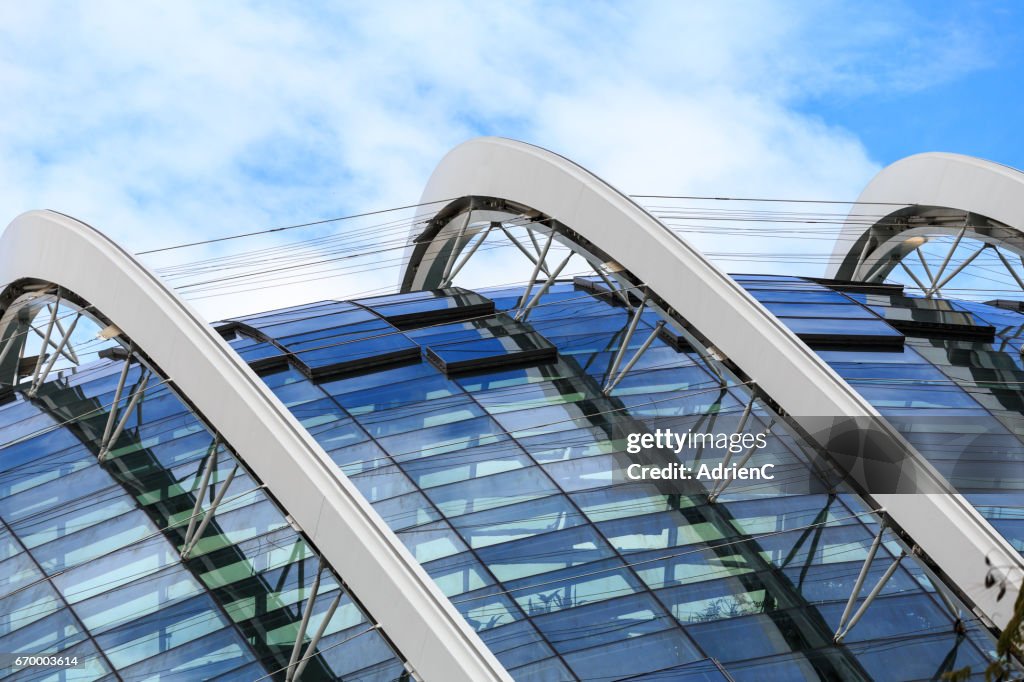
[1,1,1022,317]
[794,2,1024,167]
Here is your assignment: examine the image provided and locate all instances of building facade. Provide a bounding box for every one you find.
[0,138,1022,680]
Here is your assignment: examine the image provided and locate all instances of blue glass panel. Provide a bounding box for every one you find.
[115,627,255,680]
[0,607,84,660]
[236,300,341,326]
[476,525,615,582]
[0,580,62,638]
[424,466,558,517]
[749,289,853,304]
[333,373,458,416]
[350,463,416,502]
[726,652,826,682]
[450,494,587,549]
[370,490,441,531]
[426,333,557,375]
[356,287,495,329]
[763,302,875,319]
[399,440,531,489]
[245,303,366,338]
[598,510,724,554]
[780,561,921,604]
[685,610,814,662]
[815,593,951,642]
[859,632,989,681]
[376,415,507,463]
[507,656,575,680]
[248,305,422,379]
[95,593,228,668]
[452,584,523,630]
[779,316,902,338]
[318,359,443,399]
[233,340,285,371]
[561,627,702,680]
[294,332,420,379]
[317,626,399,679]
[817,346,929,364]
[478,619,555,670]
[422,552,493,597]
[398,520,468,563]
[407,314,557,374]
[0,551,43,599]
[530,592,674,654]
[507,557,642,615]
[351,394,484,439]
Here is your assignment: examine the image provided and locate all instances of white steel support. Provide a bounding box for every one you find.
[515,251,573,322]
[915,247,935,286]
[180,463,238,559]
[498,224,550,276]
[183,437,220,548]
[97,372,150,462]
[898,260,930,296]
[934,581,965,624]
[441,222,493,288]
[708,419,774,502]
[993,246,1024,292]
[925,224,967,298]
[291,593,343,680]
[835,543,906,643]
[438,211,471,287]
[829,152,1024,284]
[526,228,545,263]
[516,230,554,310]
[603,321,666,395]
[590,263,633,308]
[0,328,18,369]
[604,299,647,390]
[0,209,512,682]
[27,292,61,389]
[285,558,325,682]
[30,305,78,365]
[27,311,80,396]
[48,304,79,364]
[403,137,1024,632]
[929,243,987,298]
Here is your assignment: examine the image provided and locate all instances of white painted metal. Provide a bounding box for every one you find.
[0,210,511,682]
[402,137,1024,631]
[829,152,1024,280]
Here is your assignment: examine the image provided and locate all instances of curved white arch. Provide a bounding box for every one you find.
[829,152,1024,281]
[403,137,1024,631]
[0,210,511,682]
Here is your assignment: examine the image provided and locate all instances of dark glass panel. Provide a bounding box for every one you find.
[356,287,495,329]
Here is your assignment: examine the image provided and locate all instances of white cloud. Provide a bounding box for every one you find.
[0,1,998,319]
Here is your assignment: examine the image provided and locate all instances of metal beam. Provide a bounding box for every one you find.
[98,372,149,462]
[401,137,1023,632]
[516,230,554,310]
[180,463,238,559]
[438,211,471,286]
[441,222,493,287]
[925,225,966,298]
[603,321,665,395]
[27,311,80,396]
[498,224,550,276]
[516,250,572,322]
[992,246,1024,293]
[0,210,511,682]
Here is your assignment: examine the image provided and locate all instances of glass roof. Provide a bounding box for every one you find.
[233,279,996,680]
